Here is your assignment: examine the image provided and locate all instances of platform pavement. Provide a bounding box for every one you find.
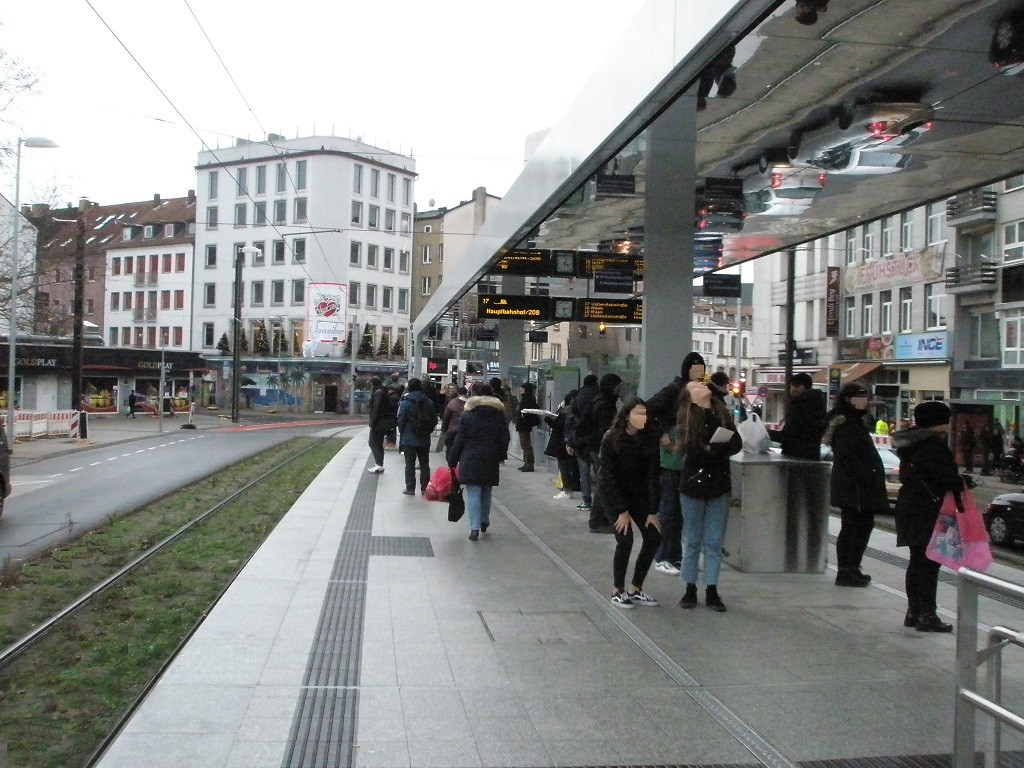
[91,430,1024,768]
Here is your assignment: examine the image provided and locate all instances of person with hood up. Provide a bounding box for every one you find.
[545,391,580,499]
[575,373,623,533]
[823,382,888,586]
[891,401,961,633]
[396,378,438,496]
[514,382,541,472]
[440,386,469,461]
[448,383,512,541]
[565,374,600,512]
[646,351,708,439]
[767,372,827,460]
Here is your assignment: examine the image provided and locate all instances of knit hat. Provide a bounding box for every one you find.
[680,352,707,382]
[914,401,951,429]
[838,382,868,399]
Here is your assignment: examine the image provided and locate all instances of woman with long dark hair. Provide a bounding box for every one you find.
[676,380,742,612]
[597,397,662,608]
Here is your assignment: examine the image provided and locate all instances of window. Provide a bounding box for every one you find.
[844,296,856,336]
[398,288,409,312]
[174,290,184,310]
[399,250,410,273]
[421,276,432,295]
[292,279,305,304]
[160,326,170,348]
[149,254,159,274]
[402,178,412,206]
[123,292,133,310]
[382,286,393,310]
[385,209,396,232]
[718,334,725,356]
[925,282,946,329]
[387,173,396,202]
[899,286,913,333]
[208,170,218,200]
[365,284,376,308]
[880,290,892,334]
[252,281,264,306]
[162,253,172,273]
[1004,174,1024,192]
[368,205,380,229]
[351,201,363,226]
[205,245,217,268]
[881,217,892,255]
[1005,220,1024,262]
[273,199,286,224]
[160,290,171,310]
[422,245,432,264]
[531,342,543,362]
[900,211,913,250]
[294,197,307,223]
[383,247,395,271]
[122,327,131,346]
[926,203,945,245]
[254,201,267,226]
[112,257,121,275]
[296,160,307,190]
[845,230,856,264]
[969,313,1000,359]
[400,212,411,235]
[147,327,157,348]
[275,162,286,193]
[236,167,247,196]
[255,165,266,195]
[271,280,284,305]
[173,327,183,347]
[350,241,362,267]
[551,343,562,364]
[234,203,247,227]
[353,164,363,194]
[861,294,873,336]
[206,206,218,229]
[367,244,378,269]
[349,282,360,306]
[252,241,265,266]
[175,253,186,272]
[109,327,117,347]
[439,243,444,264]
[163,223,175,238]
[111,293,120,311]
[293,238,306,263]
[1004,309,1024,366]
[862,225,874,259]
[273,240,286,265]
[204,283,216,307]
[370,168,380,198]
[203,322,215,347]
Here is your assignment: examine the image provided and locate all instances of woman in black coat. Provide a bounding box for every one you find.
[545,391,580,499]
[448,383,511,541]
[823,383,888,586]
[892,401,961,633]
[597,397,662,608]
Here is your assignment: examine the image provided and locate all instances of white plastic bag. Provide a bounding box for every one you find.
[737,412,771,454]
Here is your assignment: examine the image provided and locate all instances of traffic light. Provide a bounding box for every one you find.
[598,322,606,336]
[730,380,745,397]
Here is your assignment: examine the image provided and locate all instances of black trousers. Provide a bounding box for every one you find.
[368,428,385,467]
[905,545,941,615]
[612,505,662,592]
[403,446,430,492]
[835,507,875,571]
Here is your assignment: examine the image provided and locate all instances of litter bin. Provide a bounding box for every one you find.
[723,452,829,573]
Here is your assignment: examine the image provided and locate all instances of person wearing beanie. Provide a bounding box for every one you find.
[823,383,888,586]
[514,382,541,471]
[646,352,707,438]
[891,401,961,632]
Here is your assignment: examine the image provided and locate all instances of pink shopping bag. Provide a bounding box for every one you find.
[926,488,992,571]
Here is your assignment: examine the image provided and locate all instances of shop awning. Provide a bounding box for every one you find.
[811,361,881,386]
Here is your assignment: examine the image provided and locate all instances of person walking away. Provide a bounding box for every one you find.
[960,423,977,474]
[545,391,580,499]
[383,373,404,449]
[565,374,600,513]
[127,390,138,419]
[767,372,826,460]
[991,421,1006,468]
[652,421,683,575]
[366,376,393,474]
[514,382,541,471]
[448,383,511,541]
[441,386,468,462]
[575,373,623,533]
[891,401,960,633]
[979,423,993,475]
[823,383,888,586]
[396,378,438,495]
[676,380,742,611]
[597,397,662,607]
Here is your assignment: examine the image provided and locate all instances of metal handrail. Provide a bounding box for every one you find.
[955,568,1024,768]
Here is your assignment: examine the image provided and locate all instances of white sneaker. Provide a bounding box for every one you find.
[654,561,680,576]
[553,491,570,499]
[367,465,384,474]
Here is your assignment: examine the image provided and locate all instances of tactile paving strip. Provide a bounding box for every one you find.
[370,535,434,558]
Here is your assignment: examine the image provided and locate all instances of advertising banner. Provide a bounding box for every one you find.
[825,267,841,337]
[894,331,949,361]
[306,283,348,343]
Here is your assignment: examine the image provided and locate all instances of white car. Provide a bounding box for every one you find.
[740,162,827,216]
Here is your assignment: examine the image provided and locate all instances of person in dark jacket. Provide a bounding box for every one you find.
[366,376,393,474]
[960,423,977,473]
[448,383,511,541]
[545,391,580,499]
[383,373,404,448]
[566,374,600,511]
[396,378,437,496]
[892,401,961,633]
[577,373,623,533]
[514,382,541,471]
[597,397,662,607]
[440,386,468,461]
[823,382,888,586]
[676,380,743,611]
[767,372,826,460]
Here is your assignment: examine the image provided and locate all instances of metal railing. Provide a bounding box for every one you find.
[955,568,1024,768]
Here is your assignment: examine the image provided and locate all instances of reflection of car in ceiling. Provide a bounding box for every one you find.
[736,161,826,216]
[783,102,934,174]
[990,11,1024,75]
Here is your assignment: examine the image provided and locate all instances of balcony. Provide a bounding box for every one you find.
[946,190,997,228]
[132,307,158,322]
[944,262,997,294]
[134,271,159,286]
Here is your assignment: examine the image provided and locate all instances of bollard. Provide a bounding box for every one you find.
[78,409,88,440]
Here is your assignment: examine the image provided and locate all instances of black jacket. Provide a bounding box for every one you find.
[679,405,742,499]
[768,388,826,460]
[575,375,622,458]
[823,404,888,513]
[514,392,540,432]
[892,427,962,548]
[645,377,683,437]
[565,382,599,449]
[544,408,571,459]
[597,429,660,520]
[448,396,511,487]
[368,386,394,433]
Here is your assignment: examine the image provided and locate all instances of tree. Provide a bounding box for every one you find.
[358,323,374,358]
[377,334,390,358]
[343,333,353,357]
[217,332,230,355]
[392,338,405,358]
[252,322,270,355]
[237,327,249,354]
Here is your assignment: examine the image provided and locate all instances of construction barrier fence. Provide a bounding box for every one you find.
[0,410,83,439]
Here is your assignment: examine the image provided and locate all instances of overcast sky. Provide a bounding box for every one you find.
[1,1,643,211]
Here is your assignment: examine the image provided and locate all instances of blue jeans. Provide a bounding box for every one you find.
[655,469,681,566]
[576,455,593,505]
[465,484,493,532]
[680,492,729,586]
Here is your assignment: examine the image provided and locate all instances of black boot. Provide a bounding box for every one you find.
[705,585,727,612]
[679,583,698,609]
[904,595,920,628]
[916,613,953,633]
[835,568,871,587]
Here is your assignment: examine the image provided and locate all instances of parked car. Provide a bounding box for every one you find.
[741,164,827,216]
[985,493,1024,546]
[0,422,10,520]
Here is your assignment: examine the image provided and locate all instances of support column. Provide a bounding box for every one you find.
[497,275,526,375]
[640,92,697,397]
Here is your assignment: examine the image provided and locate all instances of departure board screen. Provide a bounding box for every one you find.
[577,299,642,323]
[477,294,551,320]
[487,249,551,276]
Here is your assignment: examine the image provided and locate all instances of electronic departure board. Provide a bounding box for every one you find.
[487,249,551,276]
[576,299,643,323]
[477,294,552,320]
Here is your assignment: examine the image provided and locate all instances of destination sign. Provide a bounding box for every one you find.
[477,294,551,320]
[702,273,742,298]
[487,249,551,276]
[578,252,643,278]
[577,299,643,323]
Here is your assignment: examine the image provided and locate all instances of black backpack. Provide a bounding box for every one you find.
[385,385,403,414]
[408,397,438,436]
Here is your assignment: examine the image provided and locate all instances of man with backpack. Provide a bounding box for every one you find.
[383,373,404,449]
[396,378,439,495]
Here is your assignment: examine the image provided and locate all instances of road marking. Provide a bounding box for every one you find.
[89,462,102,467]
[121,453,132,457]
[70,467,83,472]
[106,457,118,461]
[134,450,144,454]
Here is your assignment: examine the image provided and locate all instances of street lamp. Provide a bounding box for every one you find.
[6,136,58,451]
